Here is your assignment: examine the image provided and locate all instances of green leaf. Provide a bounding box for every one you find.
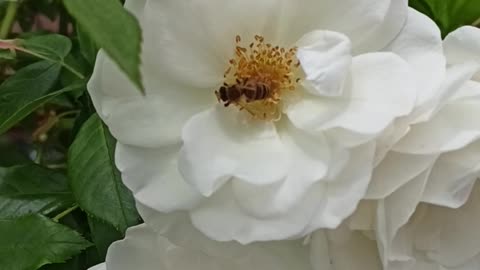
[410,0,480,37]
[76,24,98,65]
[0,214,92,270]
[68,114,140,233]
[0,60,60,134]
[0,48,15,60]
[58,52,89,92]
[63,0,144,93]
[39,255,84,270]
[39,208,101,270]
[0,164,75,219]
[0,140,30,167]
[88,216,123,259]
[15,35,85,79]
[39,247,102,270]
[20,34,72,61]
[0,62,84,135]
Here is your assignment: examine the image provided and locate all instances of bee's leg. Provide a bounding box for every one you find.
[268,107,280,121]
[224,102,231,107]
[244,107,255,116]
[273,110,282,121]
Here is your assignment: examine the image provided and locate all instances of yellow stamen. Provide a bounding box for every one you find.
[216,35,301,121]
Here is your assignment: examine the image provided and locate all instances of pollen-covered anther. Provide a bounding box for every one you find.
[215,35,301,121]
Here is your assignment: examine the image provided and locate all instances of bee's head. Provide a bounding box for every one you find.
[218,86,229,101]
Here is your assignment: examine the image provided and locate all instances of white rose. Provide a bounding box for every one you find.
[88,0,442,242]
[311,183,480,270]
[350,26,480,269]
[88,208,313,270]
[89,205,390,270]
[310,225,383,270]
[343,183,480,270]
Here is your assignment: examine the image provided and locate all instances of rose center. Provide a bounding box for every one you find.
[215,35,300,121]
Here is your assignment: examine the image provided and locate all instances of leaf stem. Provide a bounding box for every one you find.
[0,39,86,79]
[15,47,85,79]
[0,1,18,39]
[47,163,67,169]
[34,144,44,164]
[60,61,85,79]
[53,205,79,222]
[473,17,480,27]
[57,110,80,119]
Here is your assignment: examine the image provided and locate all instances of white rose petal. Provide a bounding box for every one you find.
[88,52,212,148]
[90,212,313,270]
[115,143,202,212]
[376,183,480,269]
[393,69,480,155]
[421,140,480,208]
[179,106,289,196]
[385,9,445,108]
[296,31,352,97]
[358,26,480,270]
[88,264,106,270]
[444,26,480,66]
[366,152,436,199]
[287,52,416,142]
[311,226,382,270]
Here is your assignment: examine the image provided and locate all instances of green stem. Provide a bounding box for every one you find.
[61,62,84,78]
[46,163,67,169]
[17,48,85,79]
[473,17,480,27]
[0,1,18,39]
[53,205,79,222]
[34,144,44,164]
[0,40,85,79]
[57,110,80,119]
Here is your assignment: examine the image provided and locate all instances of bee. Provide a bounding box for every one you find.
[215,78,271,107]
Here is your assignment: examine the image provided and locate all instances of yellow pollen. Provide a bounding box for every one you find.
[215,35,301,121]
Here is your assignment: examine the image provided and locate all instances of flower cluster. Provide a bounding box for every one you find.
[88,0,480,269]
